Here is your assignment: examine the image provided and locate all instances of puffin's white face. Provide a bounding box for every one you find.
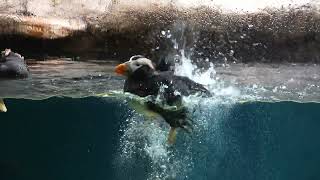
[127,57,155,73]
[115,55,155,76]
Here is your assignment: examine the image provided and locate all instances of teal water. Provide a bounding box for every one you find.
[0,97,319,180]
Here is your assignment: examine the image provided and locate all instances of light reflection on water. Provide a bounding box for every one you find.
[0,60,123,99]
[0,59,319,102]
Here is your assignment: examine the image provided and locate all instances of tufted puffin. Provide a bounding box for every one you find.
[115,55,210,143]
[115,55,210,104]
[0,49,29,78]
[0,49,29,112]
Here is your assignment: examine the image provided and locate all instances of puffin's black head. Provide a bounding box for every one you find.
[1,49,24,62]
[115,55,155,77]
[1,49,11,57]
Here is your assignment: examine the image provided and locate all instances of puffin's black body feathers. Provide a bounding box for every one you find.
[0,52,29,78]
[120,56,211,130]
[124,66,210,106]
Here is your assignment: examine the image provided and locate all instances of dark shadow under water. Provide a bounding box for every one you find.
[0,97,319,180]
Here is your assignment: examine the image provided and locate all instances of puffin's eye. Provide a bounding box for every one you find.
[135,63,141,66]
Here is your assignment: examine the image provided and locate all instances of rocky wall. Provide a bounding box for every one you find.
[0,0,319,63]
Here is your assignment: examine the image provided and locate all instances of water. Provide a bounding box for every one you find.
[1,43,320,180]
[0,59,319,101]
[0,98,320,180]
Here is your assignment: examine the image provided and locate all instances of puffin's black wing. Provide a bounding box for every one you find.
[150,72,211,107]
[171,75,211,96]
[155,72,210,94]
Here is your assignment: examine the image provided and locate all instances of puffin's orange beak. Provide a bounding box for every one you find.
[115,63,127,75]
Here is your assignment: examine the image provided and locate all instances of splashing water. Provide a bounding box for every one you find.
[115,56,241,179]
[164,23,241,99]
[116,108,194,180]
[174,50,217,86]
[174,49,241,99]
[116,25,244,179]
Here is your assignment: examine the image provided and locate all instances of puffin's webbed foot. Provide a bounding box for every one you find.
[0,99,7,112]
[174,117,193,133]
[163,107,193,132]
[146,102,193,132]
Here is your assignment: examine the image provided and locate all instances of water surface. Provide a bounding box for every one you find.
[0,60,319,102]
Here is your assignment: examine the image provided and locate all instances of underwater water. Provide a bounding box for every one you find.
[0,97,320,180]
